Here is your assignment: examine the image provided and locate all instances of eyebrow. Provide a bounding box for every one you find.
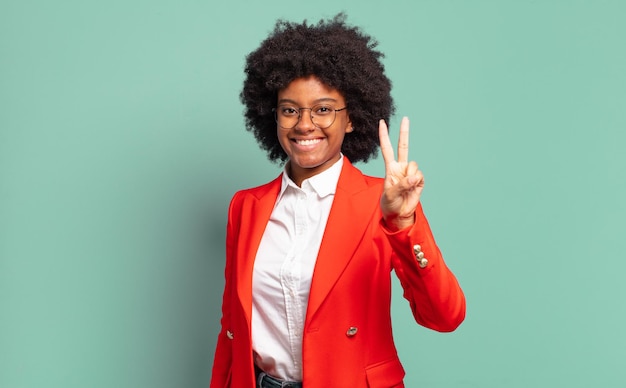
[277,97,339,105]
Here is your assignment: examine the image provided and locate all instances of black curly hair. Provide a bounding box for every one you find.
[240,13,395,164]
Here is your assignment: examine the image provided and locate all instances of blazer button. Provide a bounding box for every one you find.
[413,244,428,268]
[226,330,234,340]
[346,327,358,337]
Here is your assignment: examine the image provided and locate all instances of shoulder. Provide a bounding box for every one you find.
[229,174,282,206]
[339,158,384,191]
[361,172,383,186]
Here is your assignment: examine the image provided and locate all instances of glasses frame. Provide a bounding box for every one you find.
[273,105,348,130]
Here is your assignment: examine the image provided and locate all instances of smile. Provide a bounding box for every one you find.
[294,138,322,146]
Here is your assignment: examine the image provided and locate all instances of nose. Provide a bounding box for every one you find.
[295,108,315,131]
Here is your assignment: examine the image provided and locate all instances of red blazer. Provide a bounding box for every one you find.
[210,159,465,388]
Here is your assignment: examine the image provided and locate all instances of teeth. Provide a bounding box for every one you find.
[296,139,321,146]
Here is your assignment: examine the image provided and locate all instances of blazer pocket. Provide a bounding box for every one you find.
[365,358,405,388]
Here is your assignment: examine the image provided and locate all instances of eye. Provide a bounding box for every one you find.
[313,105,333,115]
[279,106,298,116]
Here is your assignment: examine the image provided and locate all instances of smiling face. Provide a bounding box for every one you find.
[276,76,353,186]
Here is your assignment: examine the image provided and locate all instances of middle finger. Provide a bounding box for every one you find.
[397,117,410,164]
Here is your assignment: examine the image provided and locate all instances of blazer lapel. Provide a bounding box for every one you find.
[306,160,382,322]
[236,175,282,326]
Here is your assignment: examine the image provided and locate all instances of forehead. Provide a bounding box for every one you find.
[277,76,345,104]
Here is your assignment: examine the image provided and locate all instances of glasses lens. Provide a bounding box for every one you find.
[275,105,299,129]
[311,105,335,129]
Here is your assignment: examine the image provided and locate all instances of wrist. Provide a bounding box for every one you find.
[383,213,415,232]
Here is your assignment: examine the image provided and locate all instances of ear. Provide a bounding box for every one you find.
[345,117,353,133]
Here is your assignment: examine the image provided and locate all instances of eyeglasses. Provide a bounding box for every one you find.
[273,104,347,129]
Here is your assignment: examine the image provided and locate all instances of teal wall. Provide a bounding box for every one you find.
[1,1,625,387]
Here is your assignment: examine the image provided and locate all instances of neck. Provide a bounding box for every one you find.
[286,155,341,187]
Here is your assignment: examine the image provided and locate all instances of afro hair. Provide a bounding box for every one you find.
[240,13,395,164]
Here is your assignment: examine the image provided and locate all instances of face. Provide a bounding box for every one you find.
[276,76,352,185]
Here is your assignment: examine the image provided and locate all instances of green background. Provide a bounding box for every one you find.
[1,0,625,387]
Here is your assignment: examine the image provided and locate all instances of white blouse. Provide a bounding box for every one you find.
[251,156,343,381]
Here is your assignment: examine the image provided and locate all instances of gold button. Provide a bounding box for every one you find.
[346,327,358,337]
[226,330,234,340]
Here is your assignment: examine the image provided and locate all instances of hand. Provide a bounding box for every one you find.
[379,117,424,231]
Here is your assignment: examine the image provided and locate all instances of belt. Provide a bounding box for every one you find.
[256,369,303,388]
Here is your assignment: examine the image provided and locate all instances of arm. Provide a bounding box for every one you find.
[382,203,465,332]
[209,194,239,387]
[378,117,465,332]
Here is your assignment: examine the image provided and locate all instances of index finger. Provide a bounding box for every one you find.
[378,119,395,165]
[397,117,410,164]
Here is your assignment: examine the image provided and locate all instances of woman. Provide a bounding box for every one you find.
[211,14,465,388]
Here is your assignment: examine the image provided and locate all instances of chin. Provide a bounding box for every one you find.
[293,161,323,170]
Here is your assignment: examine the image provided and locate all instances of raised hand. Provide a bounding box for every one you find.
[378,117,424,231]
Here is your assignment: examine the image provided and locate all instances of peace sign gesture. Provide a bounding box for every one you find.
[379,117,424,231]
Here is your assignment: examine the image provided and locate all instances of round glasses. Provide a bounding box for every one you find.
[274,104,347,129]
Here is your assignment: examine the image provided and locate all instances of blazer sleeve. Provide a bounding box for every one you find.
[209,194,239,387]
[382,202,466,332]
